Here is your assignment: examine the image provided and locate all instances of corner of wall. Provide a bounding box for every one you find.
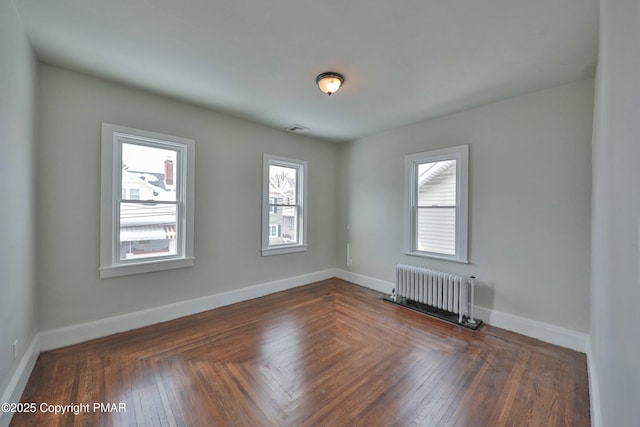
[586,336,602,427]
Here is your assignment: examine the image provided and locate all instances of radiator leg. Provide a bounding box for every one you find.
[468,276,477,325]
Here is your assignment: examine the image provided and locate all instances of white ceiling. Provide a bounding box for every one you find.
[14,0,598,142]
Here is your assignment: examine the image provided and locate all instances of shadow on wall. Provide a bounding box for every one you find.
[473,277,495,312]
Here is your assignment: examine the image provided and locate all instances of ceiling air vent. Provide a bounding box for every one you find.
[285,124,310,134]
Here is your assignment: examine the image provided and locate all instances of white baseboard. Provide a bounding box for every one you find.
[0,335,40,427]
[586,336,602,427]
[334,269,394,294]
[39,269,336,351]
[335,268,588,353]
[473,306,587,352]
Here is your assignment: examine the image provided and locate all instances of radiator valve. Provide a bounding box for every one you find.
[390,288,397,301]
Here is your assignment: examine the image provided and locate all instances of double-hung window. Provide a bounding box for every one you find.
[404,144,469,263]
[100,123,195,278]
[262,154,307,256]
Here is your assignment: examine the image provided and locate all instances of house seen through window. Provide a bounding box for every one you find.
[119,142,178,260]
[416,160,457,255]
[262,154,307,256]
[268,164,299,246]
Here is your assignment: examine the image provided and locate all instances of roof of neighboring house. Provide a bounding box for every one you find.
[120,225,176,241]
[269,175,295,196]
[126,170,171,192]
[418,160,455,187]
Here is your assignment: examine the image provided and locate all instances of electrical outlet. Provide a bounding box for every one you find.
[13,340,18,360]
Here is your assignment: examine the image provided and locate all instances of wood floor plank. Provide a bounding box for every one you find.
[10,279,590,426]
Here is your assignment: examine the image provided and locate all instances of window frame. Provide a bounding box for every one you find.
[403,144,469,263]
[99,123,195,278]
[261,153,307,256]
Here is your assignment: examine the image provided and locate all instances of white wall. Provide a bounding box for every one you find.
[337,80,593,332]
[590,0,640,425]
[36,65,338,329]
[0,0,37,398]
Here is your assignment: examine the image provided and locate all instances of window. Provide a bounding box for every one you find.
[404,144,469,263]
[262,154,307,256]
[100,123,195,278]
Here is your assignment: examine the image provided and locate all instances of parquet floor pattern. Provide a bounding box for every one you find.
[11,279,589,426]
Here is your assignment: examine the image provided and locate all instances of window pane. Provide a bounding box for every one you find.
[269,165,297,205]
[268,211,298,245]
[417,160,456,206]
[122,142,177,202]
[417,207,456,255]
[119,203,177,260]
[268,163,299,246]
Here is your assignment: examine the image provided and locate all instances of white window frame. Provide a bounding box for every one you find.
[403,144,469,263]
[99,123,195,278]
[261,153,307,256]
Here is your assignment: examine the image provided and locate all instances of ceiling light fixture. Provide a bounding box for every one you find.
[316,72,344,96]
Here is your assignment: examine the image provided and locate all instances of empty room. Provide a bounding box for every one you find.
[1,0,638,426]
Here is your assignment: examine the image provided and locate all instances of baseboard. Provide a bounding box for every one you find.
[586,336,602,427]
[473,306,587,352]
[335,268,588,353]
[0,335,40,427]
[39,269,336,351]
[334,269,394,294]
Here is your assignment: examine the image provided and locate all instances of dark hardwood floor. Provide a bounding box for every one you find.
[11,279,590,426]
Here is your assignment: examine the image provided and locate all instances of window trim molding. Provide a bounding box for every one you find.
[403,144,469,263]
[261,153,307,256]
[99,123,195,278]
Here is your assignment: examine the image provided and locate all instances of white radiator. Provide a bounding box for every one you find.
[393,264,477,325]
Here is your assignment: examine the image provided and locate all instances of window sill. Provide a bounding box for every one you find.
[402,251,469,264]
[261,245,307,257]
[99,257,195,279]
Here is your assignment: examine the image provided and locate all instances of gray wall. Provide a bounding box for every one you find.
[591,0,640,424]
[0,0,38,397]
[337,79,593,332]
[36,65,338,329]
